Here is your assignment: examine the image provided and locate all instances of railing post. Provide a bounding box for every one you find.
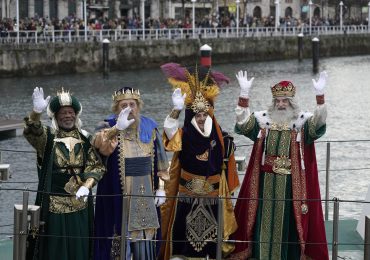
[216,195,223,260]
[13,191,29,260]
[325,142,331,221]
[332,197,339,260]
[364,215,370,260]
[120,193,128,260]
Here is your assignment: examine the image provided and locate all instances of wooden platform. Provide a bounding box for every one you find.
[0,120,23,140]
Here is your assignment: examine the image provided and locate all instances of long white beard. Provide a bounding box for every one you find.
[270,106,295,125]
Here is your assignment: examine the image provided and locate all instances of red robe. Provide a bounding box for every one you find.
[231,127,329,260]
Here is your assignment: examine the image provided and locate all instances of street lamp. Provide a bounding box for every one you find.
[236,0,240,37]
[83,0,87,42]
[274,0,279,32]
[141,0,145,40]
[367,2,370,31]
[168,0,172,19]
[16,0,19,44]
[191,0,196,38]
[309,0,313,35]
[339,1,343,32]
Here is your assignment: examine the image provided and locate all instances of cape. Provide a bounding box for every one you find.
[231,127,328,260]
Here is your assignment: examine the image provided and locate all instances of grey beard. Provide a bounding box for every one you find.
[128,114,140,129]
[269,107,295,124]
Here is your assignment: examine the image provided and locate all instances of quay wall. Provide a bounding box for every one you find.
[1,34,370,77]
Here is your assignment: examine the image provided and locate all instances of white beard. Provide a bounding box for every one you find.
[269,106,295,125]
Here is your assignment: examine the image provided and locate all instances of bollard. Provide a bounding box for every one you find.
[200,44,212,68]
[102,38,110,78]
[332,198,339,260]
[216,196,224,260]
[297,33,304,62]
[312,37,320,74]
[364,215,370,260]
[325,142,331,221]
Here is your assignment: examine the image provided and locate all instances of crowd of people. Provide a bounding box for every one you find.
[23,46,330,259]
[0,12,368,36]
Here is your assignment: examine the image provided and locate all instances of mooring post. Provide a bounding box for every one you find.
[312,37,320,74]
[298,33,304,62]
[102,38,110,78]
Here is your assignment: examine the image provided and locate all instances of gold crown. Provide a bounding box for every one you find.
[271,81,296,98]
[112,88,141,102]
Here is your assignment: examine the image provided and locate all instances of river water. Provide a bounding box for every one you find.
[1,55,370,241]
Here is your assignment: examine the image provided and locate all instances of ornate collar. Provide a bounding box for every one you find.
[254,110,313,131]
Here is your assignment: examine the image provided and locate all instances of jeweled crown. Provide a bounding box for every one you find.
[112,88,141,102]
[271,81,296,98]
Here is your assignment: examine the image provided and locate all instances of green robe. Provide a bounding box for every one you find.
[234,110,326,259]
[24,115,105,260]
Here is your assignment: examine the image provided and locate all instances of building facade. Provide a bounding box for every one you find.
[0,0,368,22]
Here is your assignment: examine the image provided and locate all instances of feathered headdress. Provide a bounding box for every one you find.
[160,63,230,113]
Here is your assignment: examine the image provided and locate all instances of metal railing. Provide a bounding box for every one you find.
[0,25,369,45]
[1,138,370,259]
[2,189,370,260]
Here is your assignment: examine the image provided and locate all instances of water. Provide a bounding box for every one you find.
[1,55,370,240]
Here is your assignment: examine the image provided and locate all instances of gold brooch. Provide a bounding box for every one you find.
[191,91,210,113]
[272,156,292,175]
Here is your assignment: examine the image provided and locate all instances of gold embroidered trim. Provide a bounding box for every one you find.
[196,149,209,161]
[270,122,290,131]
[186,200,217,252]
[169,109,181,119]
[118,132,126,193]
[245,128,265,253]
[29,111,42,121]
[290,131,306,255]
[64,176,83,194]
[49,195,87,213]
[106,125,119,140]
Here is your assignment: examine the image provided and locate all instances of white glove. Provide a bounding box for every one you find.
[236,70,254,98]
[76,186,89,202]
[154,189,166,207]
[116,107,135,130]
[32,87,50,113]
[172,88,186,110]
[312,71,328,96]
